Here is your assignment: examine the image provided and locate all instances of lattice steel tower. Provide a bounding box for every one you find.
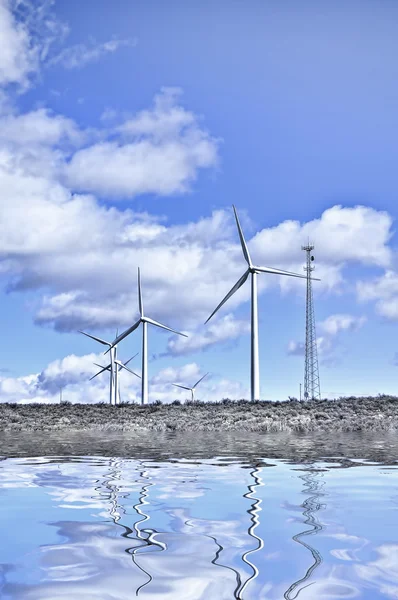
[302,243,321,400]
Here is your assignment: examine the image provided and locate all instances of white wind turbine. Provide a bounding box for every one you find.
[108,268,188,405]
[80,330,119,405]
[205,205,319,401]
[172,372,209,402]
[91,353,140,404]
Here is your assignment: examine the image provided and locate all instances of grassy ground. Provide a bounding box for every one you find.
[0,395,397,432]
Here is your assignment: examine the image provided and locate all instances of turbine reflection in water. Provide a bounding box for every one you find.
[239,464,265,598]
[96,458,167,595]
[2,454,398,599]
[283,468,326,599]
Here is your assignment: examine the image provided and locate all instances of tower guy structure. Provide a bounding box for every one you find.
[302,243,321,400]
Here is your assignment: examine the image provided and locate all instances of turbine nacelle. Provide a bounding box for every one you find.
[205,205,321,401]
[91,354,140,381]
[172,373,209,401]
[104,267,189,406]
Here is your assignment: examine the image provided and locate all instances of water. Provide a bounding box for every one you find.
[0,432,397,599]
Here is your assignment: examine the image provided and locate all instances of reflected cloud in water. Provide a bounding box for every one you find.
[0,451,398,599]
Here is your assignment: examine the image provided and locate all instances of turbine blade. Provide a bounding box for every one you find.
[232,205,252,267]
[144,317,188,337]
[172,383,191,391]
[89,366,108,380]
[79,330,111,347]
[123,353,139,367]
[93,362,111,370]
[119,363,141,378]
[138,267,144,317]
[205,269,249,324]
[255,265,319,280]
[193,372,209,388]
[110,318,141,348]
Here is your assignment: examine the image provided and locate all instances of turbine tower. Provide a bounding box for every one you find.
[172,372,209,401]
[80,330,118,405]
[91,353,140,404]
[108,268,187,405]
[302,243,321,400]
[206,206,315,401]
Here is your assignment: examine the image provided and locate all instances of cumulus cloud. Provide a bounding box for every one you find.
[251,205,392,271]
[357,271,398,320]
[150,363,247,402]
[0,108,81,146]
[320,313,367,336]
[65,88,220,198]
[37,352,105,394]
[47,37,137,70]
[287,313,367,366]
[0,351,142,404]
[0,2,393,359]
[0,356,245,404]
[165,314,250,357]
[0,175,392,334]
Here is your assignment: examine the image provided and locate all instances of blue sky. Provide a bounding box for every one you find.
[0,0,398,402]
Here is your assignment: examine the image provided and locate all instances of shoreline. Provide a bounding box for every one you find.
[0,395,397,433]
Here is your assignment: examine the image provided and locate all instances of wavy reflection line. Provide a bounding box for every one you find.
[95,459,166,596]
[184,511,243,598]
[284,470,325,600]
[128,463,165,596]
[238,465,264,599]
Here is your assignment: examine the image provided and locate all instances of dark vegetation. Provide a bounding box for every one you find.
[0,395,397,432]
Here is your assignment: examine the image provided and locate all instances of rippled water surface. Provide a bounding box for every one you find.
[0,432,398,599]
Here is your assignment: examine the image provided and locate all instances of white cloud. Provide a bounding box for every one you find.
[0,107,80,146]
[0,10,392,339]
[0,357,245,404]
[151,363,202,386]
[357,270,398,320]
[165,314,250,357]
[0,166,392,334]
[0,0,37,88]
[287,340,305,356]
[320,313,367,336]
[37,352,105,394]
[65,88,219,198]
[251,205,392,270]
[0,0,68,90]
[150,363,247,402]
[0,350,142,404]
[47,37,137,70]
[287,313,367,365]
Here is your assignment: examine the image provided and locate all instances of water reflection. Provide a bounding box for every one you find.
[0,452,397,599]
[283,470,325,599]
[239,465,264,598]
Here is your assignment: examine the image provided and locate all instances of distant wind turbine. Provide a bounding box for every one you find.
[91,353,140,404]
[80,330,119,405]
[205,205,319,401]
[108,268,188,405]
[172,372,209,402]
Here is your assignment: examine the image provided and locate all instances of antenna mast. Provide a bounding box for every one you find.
[302,243,321,400]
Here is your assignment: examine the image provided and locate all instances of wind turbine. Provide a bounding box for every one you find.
[91,353,140,404]
[108,268,188,405]
[80,330,118,405]
[172,372,209,402]
[205,205,319,401]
